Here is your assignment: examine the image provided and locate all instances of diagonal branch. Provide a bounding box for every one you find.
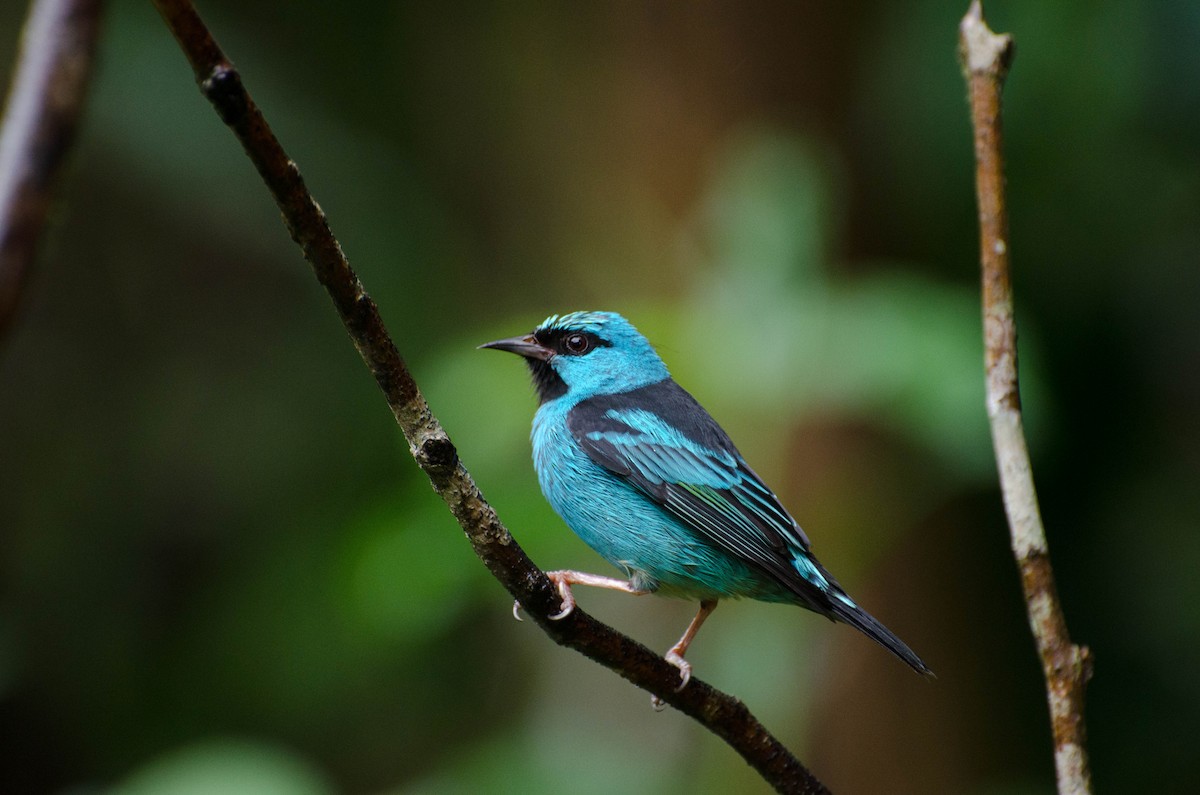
[958,4,1093,794]
[0,0,104,342]
[147,1,828,792]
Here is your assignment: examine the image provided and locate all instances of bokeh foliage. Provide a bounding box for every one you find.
[2,1,1197,792]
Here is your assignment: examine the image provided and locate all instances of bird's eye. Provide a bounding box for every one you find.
[563,333,591,354]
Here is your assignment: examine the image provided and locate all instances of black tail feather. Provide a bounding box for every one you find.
[828,598,933,677]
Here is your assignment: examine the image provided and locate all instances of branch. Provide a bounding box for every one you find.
[0,0,104,341]
[958,4,1093,794]
[148,2,828,792]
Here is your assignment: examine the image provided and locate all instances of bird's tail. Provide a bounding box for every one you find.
[827,596,934,677]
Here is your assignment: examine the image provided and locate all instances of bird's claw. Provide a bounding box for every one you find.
[650,650,693,710]
[665,649,693,691]
[545,571,576,620]
[512,573,576,621]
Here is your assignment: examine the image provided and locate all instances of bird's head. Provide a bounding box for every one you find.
[480,311,669,404]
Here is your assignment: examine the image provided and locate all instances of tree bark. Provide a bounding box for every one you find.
[0,0,104,341]
[958,4,1093,794]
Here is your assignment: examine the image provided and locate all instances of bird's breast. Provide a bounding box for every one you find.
[531,405,594,512]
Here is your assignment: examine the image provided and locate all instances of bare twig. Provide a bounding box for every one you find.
[148,1,828,792]
[958,3,1093,794]
[0,0,104,341]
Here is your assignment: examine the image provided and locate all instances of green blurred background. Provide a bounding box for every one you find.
[2,1,1197,792]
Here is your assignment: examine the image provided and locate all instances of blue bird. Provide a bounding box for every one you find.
[482,311,931,692]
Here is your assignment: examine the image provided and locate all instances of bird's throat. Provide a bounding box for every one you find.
[527,358,567,404]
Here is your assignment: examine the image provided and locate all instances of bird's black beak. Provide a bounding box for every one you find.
[478,334,554,361]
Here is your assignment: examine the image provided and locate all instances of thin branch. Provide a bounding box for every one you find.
[958,4,1093,794]
[148,1,828,792]
[0,0,104,341]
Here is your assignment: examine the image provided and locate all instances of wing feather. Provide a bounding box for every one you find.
[567,381,829,601]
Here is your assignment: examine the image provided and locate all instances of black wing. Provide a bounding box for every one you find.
[567,379,845,607]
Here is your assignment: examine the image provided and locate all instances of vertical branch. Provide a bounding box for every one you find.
[958,3,1093,794]
[0,0,104,341]
[147,1,827,792]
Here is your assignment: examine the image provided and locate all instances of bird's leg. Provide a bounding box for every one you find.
[652,599,719,710]
[513,570,648,622]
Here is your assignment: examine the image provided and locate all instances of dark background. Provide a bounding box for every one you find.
[2,1,1197,792]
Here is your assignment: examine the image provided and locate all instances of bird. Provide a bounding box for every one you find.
[481,310,932,695]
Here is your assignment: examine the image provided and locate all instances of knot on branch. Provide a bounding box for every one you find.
[416,434,458,474]
[201,64,247,125]
[1076,644,1094,684]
